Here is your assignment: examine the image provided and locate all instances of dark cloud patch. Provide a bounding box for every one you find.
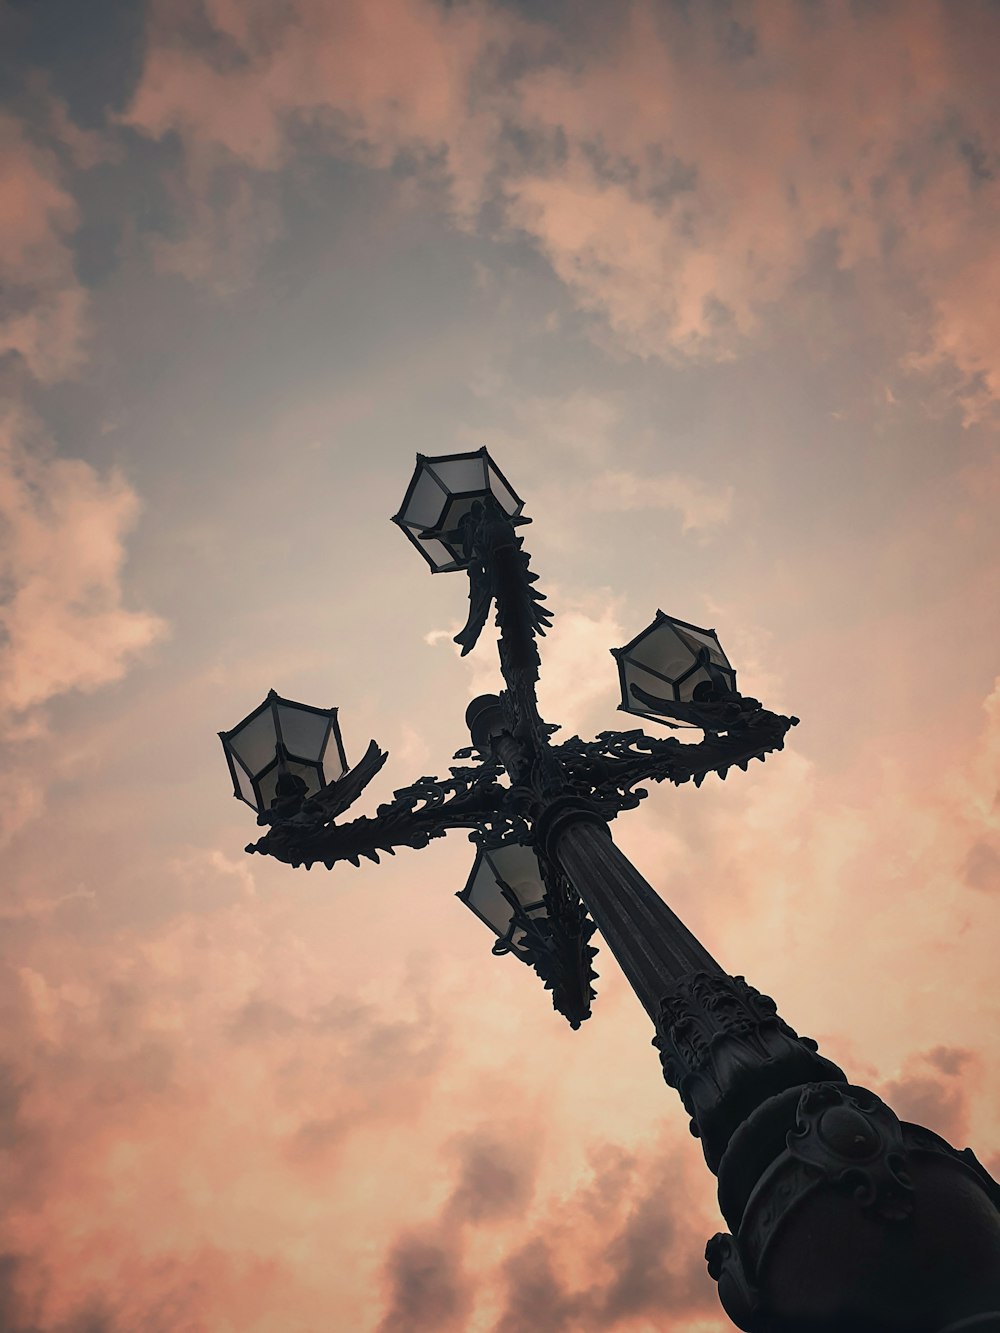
[0,1065,27,1152]
[925,1046,973,1077]
[445,1133,536,1225]
[490,1144,716,1331]
[228,997,301,1042]
[963,838,1000,893]
[959,135,996,187]
[719,17,757,61]
[596,1157,710,1324]
[887,1076,963,1140]
[494,1240,587,1333]
[377,1235,471,1333]
[374,1129,540,1329]
[0,1252,117,1333]
[0,0,149,126]
[885,1045,976,1143]
[500,123,570,178]
[283,1111,356,1162]
[0,1253,33,1333]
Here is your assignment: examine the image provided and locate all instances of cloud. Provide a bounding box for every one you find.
[0,113,90,383]
[493,1242,587,1333]
[885,1046,978,1144]
[962,837,1000,894]
[0,404,166,728]
[589,470,733,533]
[120,0,522,284]
[377,1236,471,1333]
[490,1141,719,1332]
[443,1132,536,1225]
[122,0,1000,417]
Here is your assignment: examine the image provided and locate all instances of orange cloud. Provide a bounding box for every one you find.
[0,405,166,728]
[122,0,1000,416]
[0,112,90,382]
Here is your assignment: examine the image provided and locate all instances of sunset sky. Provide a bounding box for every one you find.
[2,1,1000,1329]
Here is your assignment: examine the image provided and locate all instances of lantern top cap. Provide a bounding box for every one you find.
[611,610,718,659]
[218,688,338,741]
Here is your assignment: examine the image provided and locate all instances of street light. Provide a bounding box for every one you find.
[613,610,738,728]
[221,451,1000,1330]
[219,689,347,815]
[391,446,524,572]
[458,839,548,959]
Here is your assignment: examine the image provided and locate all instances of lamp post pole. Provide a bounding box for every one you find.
[223,451,1000,1331]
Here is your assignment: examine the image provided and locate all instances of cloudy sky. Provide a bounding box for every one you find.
[2,1,999,1328]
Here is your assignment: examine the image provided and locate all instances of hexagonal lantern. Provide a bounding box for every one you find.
[611,611,737,727]
[391,447,524,573]
[219,689,348,815]
[457,841,548,961]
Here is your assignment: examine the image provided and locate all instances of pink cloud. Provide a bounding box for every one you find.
[123,0,1000,415]
[0,405,166,727]
[0,113,90,382]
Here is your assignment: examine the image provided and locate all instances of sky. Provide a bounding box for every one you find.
[1,0,999,1328]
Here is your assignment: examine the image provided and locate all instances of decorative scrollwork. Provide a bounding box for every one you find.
[653,971,847,1171]
[473,827,599,1029]
[705,1233,762,1331]
[447,497,553,678]
[527,852,600,1030]
[787,1083,914,1221]
[552,701,799,821]
[246,752,523,870]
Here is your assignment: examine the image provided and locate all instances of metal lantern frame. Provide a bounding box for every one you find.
[457,842,549,962]
[612,610,737,727]
[219,689,349,814]
[391,446,525,573]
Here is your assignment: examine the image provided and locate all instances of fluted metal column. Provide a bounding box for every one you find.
[539,804,722,1019]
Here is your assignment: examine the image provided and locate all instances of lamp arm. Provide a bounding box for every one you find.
[245,756,528,869]
[552,704,799,819]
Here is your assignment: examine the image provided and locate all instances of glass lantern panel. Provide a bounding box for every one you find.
[487,842,547,911]
[276,703,330,763]
[621,660,698,727]
[233,761,258,808]
[403,467,449,531]
[673,623,731,669]
[229,707,280,778]
[415,532,462,571]
[465,856,516,936]
[509,905,547,959]
[437,493,482,537]
[675,665,714,703]
[258,760,322,814]
[628,622,695,682]
[485,463,520,517]
[428,454,488,497]
[319,731,347,784]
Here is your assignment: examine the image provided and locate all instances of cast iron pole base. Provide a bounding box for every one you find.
[708,1080,1000,1331]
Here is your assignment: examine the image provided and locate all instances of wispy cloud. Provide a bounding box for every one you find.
[121,0,1000,417]
[0,406,166,727]
[0,112,90,381]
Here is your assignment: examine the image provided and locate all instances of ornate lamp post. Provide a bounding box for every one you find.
[221,449,1000,1330]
